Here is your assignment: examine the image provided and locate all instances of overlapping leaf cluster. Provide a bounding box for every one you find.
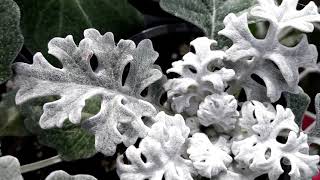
[1,0,320,180]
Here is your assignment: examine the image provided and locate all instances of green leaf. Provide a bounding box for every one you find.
[20,97,97,161]
[310,93,320,137]
[15,0,143,56]
[159,0,255,47]
[0,0,23,83]
[284,87,310,129]
[0,91,29,136]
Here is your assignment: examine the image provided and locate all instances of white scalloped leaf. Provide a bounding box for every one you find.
[187,133,232,178]
[13,29,162,156]
[197,93,239,132]
[219,1,319,102]
[252,0,320,33]
[233,101,319,180]
[0,156,23,180]
[45,170,97,180]
[164,37,235,115]
[117,111,195,180]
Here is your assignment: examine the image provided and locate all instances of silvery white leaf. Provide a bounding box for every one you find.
[187,133,232,178]
[252,0,320,33]
[117,111,195,180]
[13,29,162,156]
[164,37,235,115]
[233,101,319,180]
[0,156,23,180]
[45,170,97,180]
[219,2,318,102]
[197,93,239,133]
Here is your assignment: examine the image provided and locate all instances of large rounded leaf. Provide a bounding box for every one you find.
[0,0,23,83]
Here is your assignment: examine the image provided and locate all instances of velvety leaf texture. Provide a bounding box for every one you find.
[219,0,319,102]
[0,156,23,180]
[45,170,97,180]
[284,87,310,129]
[15,0,143,57]
[159,0,255,47]
[117,112,194,180]
[19,97,97,161]
[187,133,232,178]
[233,101,319,180]
[13,29,163,156]
[310,93,320,137]
[0,0,23,82]
[164,37,234,115]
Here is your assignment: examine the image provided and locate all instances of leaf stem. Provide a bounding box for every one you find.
[20,155,62,174]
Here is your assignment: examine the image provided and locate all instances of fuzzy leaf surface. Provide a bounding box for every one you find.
[252,0,320,33]
[45,170,97,180]
[219,12,317,102]
[187,133,232,178]
[15,0,143,59]
[19,97,96,161]
[0,156,23,180]
[197,93,239,133]
[117,112,194,180]
[310,93,320,137]
[164,37,234,115]
[14,29,162,156]
[284,87,310,129]
[159,0,255,47]
[233,101,319,180]
[0,0,23,82]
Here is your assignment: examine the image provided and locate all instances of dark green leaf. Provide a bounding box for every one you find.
[284,87,310,129]
[310,93,320,137]
[20,97,97,161]
[0,91,29,136]
[0,0,23,82]
[15,0,143,57]
[159,0,255,47]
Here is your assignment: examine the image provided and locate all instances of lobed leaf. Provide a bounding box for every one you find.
[18,97,97,161]
[164,37,234,115]
[197,93,239,133]
[219,12,317,102]
[187,133,232,178]
[117,112,194,180]
[13,29,163,156]
[233,101,319,180]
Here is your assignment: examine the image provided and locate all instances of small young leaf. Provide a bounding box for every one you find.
[117,112,194,180]
[0,0,23,83]
[159,0,255,47]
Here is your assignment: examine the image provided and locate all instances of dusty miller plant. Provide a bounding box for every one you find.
[2,0,320,179]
